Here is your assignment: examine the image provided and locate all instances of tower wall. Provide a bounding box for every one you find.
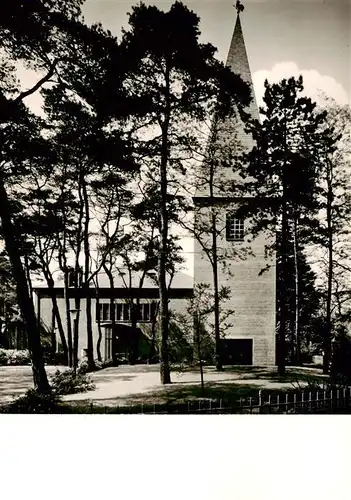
[194,206,276,366]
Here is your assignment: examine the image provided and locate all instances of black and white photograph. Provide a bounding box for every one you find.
[0,0,350,421]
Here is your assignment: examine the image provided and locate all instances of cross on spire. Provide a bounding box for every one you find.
[235,1,245,15]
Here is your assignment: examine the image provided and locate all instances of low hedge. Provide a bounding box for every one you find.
[0,349,31,366]
[0,389,62,414]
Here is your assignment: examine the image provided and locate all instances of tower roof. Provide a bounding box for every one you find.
[193,10,258,200]
[226,14,259,120]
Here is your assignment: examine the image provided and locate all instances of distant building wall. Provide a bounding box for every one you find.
[37,295,190,361]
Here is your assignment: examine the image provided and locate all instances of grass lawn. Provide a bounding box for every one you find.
[0,364,332,413]
[62,365,329,414]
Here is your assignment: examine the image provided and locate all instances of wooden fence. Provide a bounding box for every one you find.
[87,387,351,414]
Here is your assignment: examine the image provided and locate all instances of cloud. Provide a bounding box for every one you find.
[253,62,350,108]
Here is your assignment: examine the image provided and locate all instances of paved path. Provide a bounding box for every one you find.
[0,365,61,405]
[0,364,326,406]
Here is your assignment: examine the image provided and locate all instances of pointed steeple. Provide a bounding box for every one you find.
[226,13,259,120]
[193,7,258,199]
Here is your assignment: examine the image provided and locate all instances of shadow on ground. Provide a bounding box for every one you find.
[65,380,292,411]
[222,366,327,384]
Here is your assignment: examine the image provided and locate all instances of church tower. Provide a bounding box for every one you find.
[193,7,276,366]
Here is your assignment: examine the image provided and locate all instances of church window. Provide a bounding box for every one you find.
[226,215,244,241]
[97,301,158,323]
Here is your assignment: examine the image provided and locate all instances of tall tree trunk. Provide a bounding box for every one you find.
[57,181,74,368]
[96,294,103,363]
[63,270,73,368]
[42,266,68,361]
[277,201,287,376]
[148,302,159,363]
[196,315,205,395]
[82,176,95,371]
[50,304,57,354]
[206,125,222,371]
[73,295,81,371]
[158,66,171,385]
[324,160,333,374]
[211,208,222,370]
[293,216,300,366]
[94,277,103,362]
[159,213,171,383]
[0,179,50,393]
[23,252,33,301]
[103,264,116,363]
[51,295,67,359]
[72,265,81,371]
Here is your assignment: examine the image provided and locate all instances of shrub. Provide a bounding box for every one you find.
[77,360,89,374]
[0,349,7,366]
[117,356,129,365]
[50,369,95,395]
[330,334,351,385]
[101,359,116,369]
[0,389,61,414]
[44,351,68,366]
[0,349,31,366]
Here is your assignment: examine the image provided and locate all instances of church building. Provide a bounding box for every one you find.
[33,8,276,367]
[193,10,276,365]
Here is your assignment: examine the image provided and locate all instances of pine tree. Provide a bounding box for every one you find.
[241,76,336,375]
[312,96,351,372]
[0,0,139,387]
[119,2,250,383]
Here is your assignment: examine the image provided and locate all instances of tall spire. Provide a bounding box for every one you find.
[226,10,259,120]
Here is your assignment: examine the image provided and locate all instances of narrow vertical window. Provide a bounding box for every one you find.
[116,303,123,321]
[96,303,103,322]
[143,303,150,321]
[123,303,130,321]
[102,303,110,321]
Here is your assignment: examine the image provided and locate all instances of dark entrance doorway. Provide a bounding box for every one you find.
[112,324,151,363]
[220,339,253,365]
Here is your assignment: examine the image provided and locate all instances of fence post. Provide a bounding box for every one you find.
[285,393,289,413]
[316,391,319,412]
[293,393,297,414]
[277,394,280,412]
[323,390,327,412]
[258,390,262,407]
[209,399,212,414]
[219,399,222,414]
[249,397,252,414]
[268,394,271,414]
[337,389,340,410]
[309,392,312,412]
[301,391,304,413]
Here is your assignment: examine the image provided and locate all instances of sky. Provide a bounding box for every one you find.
[82,0,351,106]
[78,0,351,276]
[21,1,350,112]
[20,0,351,278]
